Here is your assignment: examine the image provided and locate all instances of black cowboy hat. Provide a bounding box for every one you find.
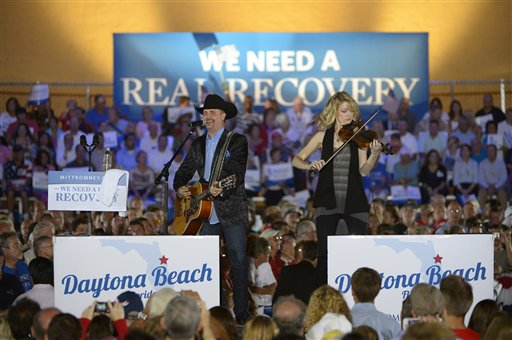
[194,94,238,119]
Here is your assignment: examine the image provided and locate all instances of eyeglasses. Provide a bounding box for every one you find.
[449,209,461,213]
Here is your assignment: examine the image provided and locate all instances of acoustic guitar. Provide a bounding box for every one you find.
[174,174,237,235]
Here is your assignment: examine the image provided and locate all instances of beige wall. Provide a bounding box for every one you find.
[1,1,511,83]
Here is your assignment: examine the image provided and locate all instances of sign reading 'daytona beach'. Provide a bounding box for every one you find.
[47,171,128,212]
[54,236,219,317]
[328,235,493,323]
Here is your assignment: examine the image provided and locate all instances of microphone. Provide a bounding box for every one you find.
[187,120,205,128]
[80,135,87,147]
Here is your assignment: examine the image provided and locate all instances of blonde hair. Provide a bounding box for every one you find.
[243,315,279,340]
[305,285,352,330]
[317,91,360,129]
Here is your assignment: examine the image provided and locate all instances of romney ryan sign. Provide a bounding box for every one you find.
[114,32,428,121]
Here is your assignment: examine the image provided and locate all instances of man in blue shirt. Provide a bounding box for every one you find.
[1,231,33,292]
[174,94,250,324]
[86,94,109,131]
[351,267,401,340]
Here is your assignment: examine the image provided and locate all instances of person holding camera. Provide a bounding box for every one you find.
[80,300,127,340]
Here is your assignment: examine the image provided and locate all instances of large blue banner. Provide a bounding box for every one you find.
[114,32,428,121]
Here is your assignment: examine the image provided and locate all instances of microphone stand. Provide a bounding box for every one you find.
[155,130,194,235]
[81,136,98,236]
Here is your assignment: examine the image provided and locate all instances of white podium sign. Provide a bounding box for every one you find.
[47,171,129,212]
[54,236,220,317]
[328,235,493,323]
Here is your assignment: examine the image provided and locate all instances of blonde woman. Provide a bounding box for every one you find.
[292,91,382,283]
[243,315,279,340]
[305,285,352,332]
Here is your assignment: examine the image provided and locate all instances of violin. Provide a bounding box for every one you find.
[338,120,394,155]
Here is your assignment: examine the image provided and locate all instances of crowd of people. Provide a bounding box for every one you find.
[1,90,512,339]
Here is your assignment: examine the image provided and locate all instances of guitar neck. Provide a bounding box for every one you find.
[196,190,211,201]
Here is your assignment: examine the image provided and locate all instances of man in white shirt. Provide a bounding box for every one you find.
[148,134,174,175]
[418,120,448,158]
[478,144,508,209]
[14,257,54,309]
[56,117,83,156]
[451,115,476,145]
[397,118,418,157]
[139,122,160,153]
[497,107,512,151]
[285,96,313,148]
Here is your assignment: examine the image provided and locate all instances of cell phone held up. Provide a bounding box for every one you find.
[95,302,110,314]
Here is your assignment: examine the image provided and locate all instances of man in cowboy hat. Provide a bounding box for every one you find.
[174,94,251,324]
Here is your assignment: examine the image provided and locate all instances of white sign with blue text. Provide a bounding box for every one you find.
[54,236,220,317]
[328,235,493,323]
[47,171,128,212]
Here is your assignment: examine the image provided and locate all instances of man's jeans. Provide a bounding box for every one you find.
[200,221,249,319]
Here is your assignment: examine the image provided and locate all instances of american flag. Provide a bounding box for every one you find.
[382,89,400,115]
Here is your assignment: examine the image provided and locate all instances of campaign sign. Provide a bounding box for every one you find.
[54,236,219,317]
[32,171,49,192]
[47,171,128,212]
[328,235,493,322]
[114,33,429,121]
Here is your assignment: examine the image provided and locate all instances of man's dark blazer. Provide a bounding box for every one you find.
[173,129,249,229]
[272,260,321,305]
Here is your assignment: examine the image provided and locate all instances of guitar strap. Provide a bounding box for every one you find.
[209,130,235,188]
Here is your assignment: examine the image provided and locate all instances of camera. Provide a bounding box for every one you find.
[94,302,110,314]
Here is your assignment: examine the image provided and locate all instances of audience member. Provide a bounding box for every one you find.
[272,295,307,336]
[31,307,61,340]
[136,106,161,139]
[80,300,127,340]
[86,95,109,131]
[475,93,506,124]
[65,144,94,170]
[129,150,156,202]
[1,232,33,291]
[161,294,208,340]
[440,275,480,340]
[4,145,32,217]
[402,322,454,340]
[209,306,238,340]
[248,237,276,316]
[0,247,24,310]
[139,121,160,153]
[0,97,20,137]
[418,149,447,204]
[478,144,508,209]
[480,314,512,340]
[452,115,476,145]
[350,267,401,340]
[243,315,278,340]
[116,132,138,171]
[468,299,504,336]
[7,298,41,339]
[47,313,82,340]
[305,285,352,333]
[23,221,54,264]
[497,107,512,152]
[435,201,463,234]
[14,257,54,308]
[273,240,320,305]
